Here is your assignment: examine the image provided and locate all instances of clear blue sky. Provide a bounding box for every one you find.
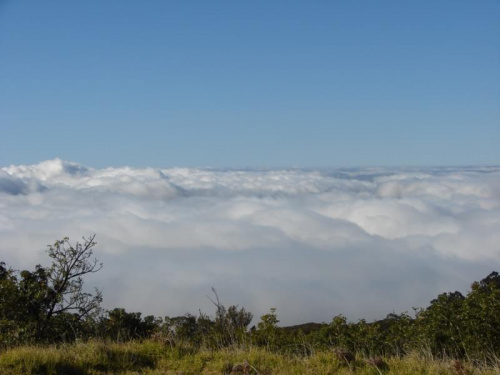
[1,1,499,168]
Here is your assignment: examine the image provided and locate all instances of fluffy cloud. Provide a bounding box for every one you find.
[1,159,499,324]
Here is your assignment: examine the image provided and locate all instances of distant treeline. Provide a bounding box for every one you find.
[1,236,499,361]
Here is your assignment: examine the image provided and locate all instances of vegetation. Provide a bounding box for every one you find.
[0,235,102,345]
[2,341,500,375]
[1,235,500,374]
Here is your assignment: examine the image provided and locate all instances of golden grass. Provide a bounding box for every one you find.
[0,340,499,374]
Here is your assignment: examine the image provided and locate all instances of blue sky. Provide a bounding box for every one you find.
[1,1,499,168]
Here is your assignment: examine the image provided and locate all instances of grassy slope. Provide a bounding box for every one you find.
[0,340,498,375]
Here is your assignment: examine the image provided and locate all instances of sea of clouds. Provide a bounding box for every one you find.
[1,159,499,325]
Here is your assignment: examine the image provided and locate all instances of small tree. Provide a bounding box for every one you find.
[0,235,103,344]
[44,234,103,323]
[253,308,282,350]
[417,291,466,357]
[461,272,500,356]
[208,288,253,348]
[0,262,24,345]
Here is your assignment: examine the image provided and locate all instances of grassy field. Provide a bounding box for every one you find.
[0,340,499,375]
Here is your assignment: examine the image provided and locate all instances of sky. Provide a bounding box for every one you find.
[1,0,499,168]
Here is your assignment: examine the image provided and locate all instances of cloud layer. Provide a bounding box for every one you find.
[1,159,499,324]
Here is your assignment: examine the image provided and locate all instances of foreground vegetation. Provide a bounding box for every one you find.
[1,340,500,375]
[1,236,500,373]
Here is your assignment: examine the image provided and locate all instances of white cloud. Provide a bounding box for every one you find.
[1,159,499,324]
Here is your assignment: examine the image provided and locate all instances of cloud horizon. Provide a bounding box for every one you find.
[1,159,499,325]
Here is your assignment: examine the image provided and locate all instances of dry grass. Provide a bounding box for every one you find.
[0,340,499,374]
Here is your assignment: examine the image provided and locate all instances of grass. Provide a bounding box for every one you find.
[0,341,499,374]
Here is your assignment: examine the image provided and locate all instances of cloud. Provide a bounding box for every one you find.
[1,159,499,324]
